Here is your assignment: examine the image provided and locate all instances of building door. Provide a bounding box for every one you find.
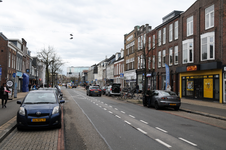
[194,79,203,99]
[214,78,219,101]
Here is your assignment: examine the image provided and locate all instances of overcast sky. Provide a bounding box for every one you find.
[0,0,196,75]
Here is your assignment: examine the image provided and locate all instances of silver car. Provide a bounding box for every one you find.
[105,84,121,96]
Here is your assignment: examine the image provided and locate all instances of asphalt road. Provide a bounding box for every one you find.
[64,87,226,150]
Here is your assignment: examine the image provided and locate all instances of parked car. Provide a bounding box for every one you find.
[101,86,107,95]
[86,86,102,96]
[16,90,65,130]
[143,90,181,110]
[105,83,121,96]
[39,87,63,100]
[71,84,77,88]
[55,85,63,99]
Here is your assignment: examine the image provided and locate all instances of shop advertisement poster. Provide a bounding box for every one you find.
[204,78,213,98]
[187,80,194,91]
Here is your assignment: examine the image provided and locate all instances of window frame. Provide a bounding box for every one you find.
[153,35,155,49]
[187,16,193,37]
[205,5,214,30]
[158,30,161,46]
[152,55,155,69]
[158,51,161,68]
[163,27,166,45]
[174,46,178,65]
[182,39,194,64]
[174,21,178,40]
[169,24,173,42]
[169,48,173,66]
[162,50,166,67]
[201,32,215,61]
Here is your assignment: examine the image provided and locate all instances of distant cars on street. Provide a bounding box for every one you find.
[86,86,102,96]
[16,90,65,130]
[101,86,107,95]
[143,90,181,110]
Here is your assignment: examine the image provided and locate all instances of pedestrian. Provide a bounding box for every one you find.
[28,83,31,91]
[136,84,139,94]
[166,83,171,91]
[32,83,36,90]
[0,83,11,108]
[145,87,153,107]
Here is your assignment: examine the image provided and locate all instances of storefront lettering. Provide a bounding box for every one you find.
[187,65,197,71]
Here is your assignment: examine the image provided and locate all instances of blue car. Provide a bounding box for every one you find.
[16,90,65,130]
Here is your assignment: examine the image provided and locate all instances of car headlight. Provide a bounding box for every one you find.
[52,106,60,115]
[19,107,25,116]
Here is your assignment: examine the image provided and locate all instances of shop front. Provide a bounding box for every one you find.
[147,72,156,90]
[222,65,226,103]
[124,70,136,88]
[177,62,222,103]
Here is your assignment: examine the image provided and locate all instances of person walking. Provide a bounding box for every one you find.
[145,87,153,107]
[0,83,11,108]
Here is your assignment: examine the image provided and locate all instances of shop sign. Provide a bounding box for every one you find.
[146,74,152,77]
[16,72,23,77]
[187,65,198,71]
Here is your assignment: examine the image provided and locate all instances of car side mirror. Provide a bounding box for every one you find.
[60,100,65,104]
[17,101,22,104]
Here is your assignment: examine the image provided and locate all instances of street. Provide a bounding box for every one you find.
[1,87,226,150]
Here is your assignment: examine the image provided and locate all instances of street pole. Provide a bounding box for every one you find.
[52,61,53,87]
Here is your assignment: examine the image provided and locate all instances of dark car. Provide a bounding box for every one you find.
[101,86,107,95]
[16,90,65,130]
[143,90,181,110]
[86,86,102,96]
[39,87,63,100]
[71,84,77,88]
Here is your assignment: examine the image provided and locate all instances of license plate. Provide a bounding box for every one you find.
[95,91,98,93]
[32,118,46,122]
[169,104,176,106]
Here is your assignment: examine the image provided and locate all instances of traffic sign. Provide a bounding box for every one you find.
[13,73,16,78]
[6,80,14,87]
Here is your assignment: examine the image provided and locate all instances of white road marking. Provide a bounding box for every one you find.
[137,128,147,134]
[124,120,131,125]
[109,105,112,108]
[129,115,135,118]
[140,120,148,124]
[105,104,108,106]
[108,111,113,114]
[121,111,125,114]
[96,104,98,106]
[101,102,104,103]
[155,127,168,133]
[179,138,197,146]
[155,139,172,148]
[115,108,118,110]
[99,106,102,108]
[115,115,121,118]
[104,108,107,110]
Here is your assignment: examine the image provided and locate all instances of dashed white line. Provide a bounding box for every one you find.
[137,128,147,134]
[121,111,125,114]
[155,139,172,148]
[129,115,135,118]
[104,108,107,110]
[155,127,168,133]
[109,105,112,108]
[140,120,148,124]
[115,115,121,119]
[99,106,102,108]
[179,138,197,146]
[101,102,104,103]
[115,108,118,110]
[108,111,113,114]
[96,104,99,106]
[105,104,108,106]
[124,120,131,125]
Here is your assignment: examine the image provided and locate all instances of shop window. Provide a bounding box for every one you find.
[162,75,166,90]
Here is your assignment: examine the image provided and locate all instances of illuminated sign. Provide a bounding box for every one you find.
[187,65,198,71]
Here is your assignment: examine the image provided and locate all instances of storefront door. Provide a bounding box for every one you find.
[194,79,203,99]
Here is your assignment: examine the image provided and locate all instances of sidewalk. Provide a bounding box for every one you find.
[0,92,28,143]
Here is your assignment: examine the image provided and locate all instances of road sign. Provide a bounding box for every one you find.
[0,67,2,76]
[13,73,16,78]
[6,80,14,87]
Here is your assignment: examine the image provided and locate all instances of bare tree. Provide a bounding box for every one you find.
[37,46,65,87]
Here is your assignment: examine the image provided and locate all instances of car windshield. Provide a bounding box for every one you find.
[159,91,177,96]
[24,92,57,104]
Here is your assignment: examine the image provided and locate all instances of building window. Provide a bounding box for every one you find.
[205,5,214,30]
[153,35,155,49]
[138,57,140,69]
[143,34,146,45]
[148,37,151,50]
[141,35,143,49]
[153,55,155,69]
[201,32,215,61]
[8,52,11,67]
[138,37,141,50]
[158,51,161,68]
[182,39,194,64]
[158,30,161,46]
[174,21,178,40]
[162,50,166,67]
[169,24,173,42]
[174,46,178,65]
[163,27,166,44]
[187,16,193,36]
[148,57,151,69]
[169,48,173,66]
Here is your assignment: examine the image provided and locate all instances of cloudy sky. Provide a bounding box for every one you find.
[0,0,196,74]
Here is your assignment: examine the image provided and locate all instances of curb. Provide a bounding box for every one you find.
[0,119,17,143]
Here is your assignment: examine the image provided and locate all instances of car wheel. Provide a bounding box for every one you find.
[100,94,101,97]
[154,101,159,110]
[174,107,180,111]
